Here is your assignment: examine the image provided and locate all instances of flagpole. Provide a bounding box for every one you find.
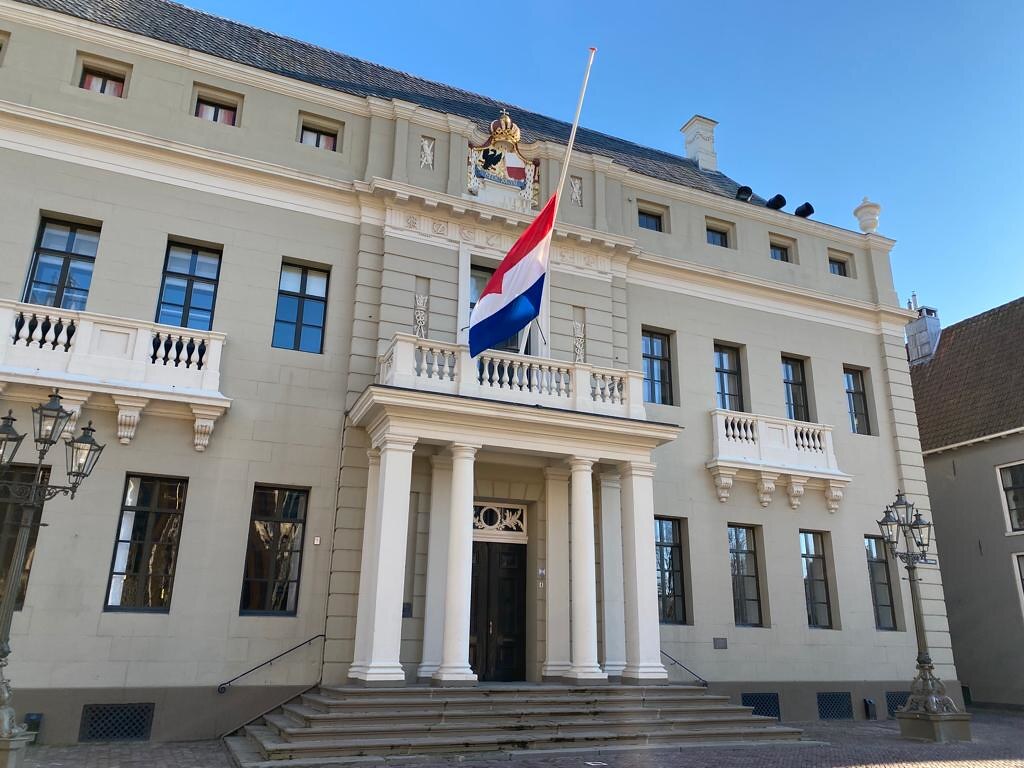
[518,47,597,356]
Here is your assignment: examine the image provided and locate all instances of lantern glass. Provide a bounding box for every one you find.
[33,391,73,449]
[0,411,25,468]
[910,511,932,553]
[878,507,900,546]
[891,489,914,523]
[65,421,104,490]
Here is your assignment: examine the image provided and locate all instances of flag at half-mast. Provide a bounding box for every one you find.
[468,193,556,358]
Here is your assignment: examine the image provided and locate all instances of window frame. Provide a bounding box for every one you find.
[641,329,674,406]
[638,209,664,233]
[864,535,898,631]
[654,516,687,624]
[239,484,310,616]
[714,343,745,412]
[79,66,125,98]
[997,461,1024,534]
[104,474,188,613]
[800,530,834,629]
[0,31,9,67]
[1015,553,1024,622]
[155,241,222,331]
[828,249,854,278]
[781,355,811,422]
[843,367,872,435]
[272,262,330,354]
[23,217,101,310]
[0,464,50,611]
[706,227,729,248]
[728,524,764,627]
[299,124,338,152]
[770,243,789,262]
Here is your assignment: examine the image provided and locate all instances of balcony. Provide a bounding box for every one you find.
[0,300,230,450]
[705,410,850,511]
[377,333,648,421]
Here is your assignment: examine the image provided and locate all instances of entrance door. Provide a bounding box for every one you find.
[469,540,526,681]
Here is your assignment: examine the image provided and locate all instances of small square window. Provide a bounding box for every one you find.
[74,53,131,98]
[638,210,663,232]
[829,258,848,276]
[300,125,337,151]
[828,249,853,277]
[770,244,789,262]
[0,31,10,66]
[80,68,125,98]
[193,85,242,126]
[707,227,728,247]
[705,217,736,248]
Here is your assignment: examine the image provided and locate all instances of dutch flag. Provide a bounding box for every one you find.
[468,194,557,358]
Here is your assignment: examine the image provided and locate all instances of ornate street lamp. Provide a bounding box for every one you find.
[0,390,106,765]
[877,490,971,742]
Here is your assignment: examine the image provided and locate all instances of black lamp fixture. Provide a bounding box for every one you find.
[66,420,105,492]
[734,185,753,202]
[766,194,786,210]
[32,390,74,450]
[0,411,25,469]
[794,202,814,218]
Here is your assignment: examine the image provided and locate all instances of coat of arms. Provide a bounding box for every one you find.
[468,110,540,211]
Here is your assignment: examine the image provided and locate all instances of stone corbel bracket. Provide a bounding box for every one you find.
[191,404,226,452]
[706,462,850,512]
[111,395,149,445]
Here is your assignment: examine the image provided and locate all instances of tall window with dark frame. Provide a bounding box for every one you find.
[714,344,744,411]
[195,97,236,126]
[469,265,527,354]
[706,227,729,247]
[156,242,221,331]
[300,124,337,151]
[105,475,187,612]
[80,67,124,97]
[728,525,762,626]
[0,466,49,611]
[240,486,308,615]
[1000,463,1024,532]
[654,517,686,624]
[24,218,100,310]
[800,530,833,628]
[642,330,673,405]
[272,264,329,354]
[864,536,897,630]
[781,356,810,421]
[638,210,663,232]
[844,367,871,435]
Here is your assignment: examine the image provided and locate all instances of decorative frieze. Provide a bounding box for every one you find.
[473,502,527,543]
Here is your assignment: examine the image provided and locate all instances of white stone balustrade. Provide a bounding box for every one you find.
[705,409,850,511]
[378,333,646,420]
[0,300,230,450]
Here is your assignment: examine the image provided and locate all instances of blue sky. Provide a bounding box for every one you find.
[188,0,1022,325]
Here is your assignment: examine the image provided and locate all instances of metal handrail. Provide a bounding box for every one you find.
[661,649,708,687]
[216,633,325,693]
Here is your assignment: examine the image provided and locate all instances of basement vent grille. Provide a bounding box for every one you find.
[886,690,910,716]
[741,692,780,719]
[79,703,154,742]
[817,691,853,720]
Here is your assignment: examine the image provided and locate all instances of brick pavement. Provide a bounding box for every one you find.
[25,709,1024,768]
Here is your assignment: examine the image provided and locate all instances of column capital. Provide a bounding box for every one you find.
[567,456,598,473]
[543,465,571,481]
[367,447,381,466]
[620,460,657,479]
[373,432,418,453]
[448,442,480,460]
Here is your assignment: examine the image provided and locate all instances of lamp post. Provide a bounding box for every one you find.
[877,490,971,742]
[0,391,105,764]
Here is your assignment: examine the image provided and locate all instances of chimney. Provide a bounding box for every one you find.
[681,115,718,172]
[906,302,941,365]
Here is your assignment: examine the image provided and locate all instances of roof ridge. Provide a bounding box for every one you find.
[942,294,1024,336]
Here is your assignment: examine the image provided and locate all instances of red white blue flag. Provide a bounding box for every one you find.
[468,194,556,358]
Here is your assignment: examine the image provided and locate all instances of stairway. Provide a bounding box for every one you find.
[225,684,803,766]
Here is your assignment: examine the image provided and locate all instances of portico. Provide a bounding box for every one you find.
[345,371,679,687]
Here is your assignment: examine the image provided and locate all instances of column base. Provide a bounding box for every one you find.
[347,662,407,687]
[416,662,440,681]
[562,666,608,684]
[621,662,669,684]
[896,712,972,742]
[431,666,478,687]
[603,662,626,679]
[0,734,32,768]
[540,662,571,680]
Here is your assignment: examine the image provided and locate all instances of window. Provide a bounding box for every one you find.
[469,265,526,353]
[801,530,833,628]
[642,330,673,405]
[80,67,124,97]
[781,356,810,421]
[1017,555,1024,615]
[770,244,789,262]
[195,94,238,126]
[240,486,308,614]
[0,466,49,611]
[156,242,221,330]
[655,517,686,624]
[638,210,663,232]
[829,258,848,276]
[1000,463,1024,532]
[300,124,337,151]
[865,536,897,630]
[273,263,328,353]
[714,344,744,411]
[0,31,8,66]
[706,227,729,248]
[106,475,187,612]
[728,525,762,626]
[24,218,100,310]
[844,367,871,435]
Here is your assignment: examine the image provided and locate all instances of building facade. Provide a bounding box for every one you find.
[909,297,1024,708]
[0,0,959,744]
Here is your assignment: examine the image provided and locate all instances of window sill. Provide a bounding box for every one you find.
[103,606,171,614]
[239,610,298,617]
[1004,530,1024,537]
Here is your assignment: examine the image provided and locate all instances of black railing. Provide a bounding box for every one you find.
[661,649,708,687]
[216,634,325,693]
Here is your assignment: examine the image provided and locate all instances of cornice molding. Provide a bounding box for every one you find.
[922,426,1024,457]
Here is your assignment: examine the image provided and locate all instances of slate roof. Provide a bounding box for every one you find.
[910,296,1024,452]
[14,0,754,201]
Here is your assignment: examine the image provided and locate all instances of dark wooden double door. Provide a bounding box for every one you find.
[469,541,526,682]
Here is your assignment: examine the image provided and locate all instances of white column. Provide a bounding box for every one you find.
[433,443,480,685]
[348,434,418,685]
[417,454,453,680]
[620,461,668,683]
[541,466,571,679]
[565,457,607,682]
[599,472,627,679]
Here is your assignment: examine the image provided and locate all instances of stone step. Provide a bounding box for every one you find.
[263,710,775,742]
[317,683,708,700]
